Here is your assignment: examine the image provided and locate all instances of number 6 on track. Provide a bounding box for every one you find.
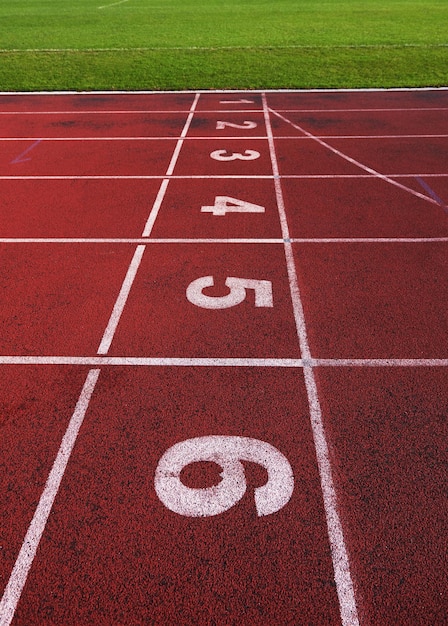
[186,276,273,309]
[154,436,294,517]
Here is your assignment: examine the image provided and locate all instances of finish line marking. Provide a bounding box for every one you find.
[263,93,360,626]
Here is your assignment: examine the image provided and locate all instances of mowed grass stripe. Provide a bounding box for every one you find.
[0,0,447,90]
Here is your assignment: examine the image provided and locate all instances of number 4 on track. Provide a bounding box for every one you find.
[201,196,265,217]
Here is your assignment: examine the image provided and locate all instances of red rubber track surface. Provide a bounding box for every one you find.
[0,89,447,626]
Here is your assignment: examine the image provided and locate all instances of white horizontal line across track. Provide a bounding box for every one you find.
[1,238,447,244]
[0,356,447,367]
[0,110,264,115]
[0,174,447,181]
[0,136,270,141]
[2,135,447,141]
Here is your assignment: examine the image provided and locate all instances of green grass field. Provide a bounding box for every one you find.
[0,0,447,91]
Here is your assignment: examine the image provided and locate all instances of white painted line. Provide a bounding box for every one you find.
[97,245,145,354]
[1,238,448,244]
[0,368,101,626]
[0,110,262,115]
[0,238,285,244]
[141,178,169,237]
[315,358,448,367]
[167,93,200,176]
[291,238,448,243]
[0,175,275,180]
[274,134,448,140]
[142,92,200,236]
[0,355,446,367]
[263,93,360,626]
[0,356,304,367]
[0,136,269,141]
[269,108,441,208]
[282,173,448,179]
[2,43,447,53]
[98,0,130,9]
[1,173,446,181]
[275,107,448,113]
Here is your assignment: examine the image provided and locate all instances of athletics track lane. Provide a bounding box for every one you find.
[0,90,447,625]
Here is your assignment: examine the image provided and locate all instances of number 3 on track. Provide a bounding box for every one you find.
[154,436,294,517]
[210,149,260,161]
[186,276,273,309]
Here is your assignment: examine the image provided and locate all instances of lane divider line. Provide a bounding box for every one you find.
[0,356,447,367]
[142,93,200,237]
[269,107,441,208]
[1,107,447,115]
[2,134,447,141]
[2,237,448,244]
[263,93,360,626]
[0,368,101,626]
[1,173,446,181]
[0,94,202,625]
[97,244,146,354]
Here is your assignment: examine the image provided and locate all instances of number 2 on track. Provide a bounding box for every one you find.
[201,196,265,217]
[216,121,257,130]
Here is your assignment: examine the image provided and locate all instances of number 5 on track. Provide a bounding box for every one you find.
[201,196,265,217]
[186,276,273,309]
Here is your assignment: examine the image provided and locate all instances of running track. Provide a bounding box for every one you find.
[0,89,447,625]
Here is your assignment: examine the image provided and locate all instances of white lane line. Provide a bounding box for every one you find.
[0,368,101,626]
[284,173,448,178]
[97,245,145,354]
[2,238,448,244]
[274,107,448,113]
[269,108,441,208]
[0,238,285,244]
[0,356,447,367]
[0,107,446,115]
[291,238,448,243]
[0,175,275,180]
[98,93,199,348]
[0,136,269,141]
[142,92,200,236]
[263,93,360,626]
[1,173,446,181]
[0,357,303,367]
[142,178,169,237]
[0,110,262,115]
[316,358,448,367]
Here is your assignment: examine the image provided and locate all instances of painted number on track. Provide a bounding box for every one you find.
[186,276,273,309]
[210,149,260,161]
[201,196,265,216]
[216,121,257,130]
[154,435,294,517]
